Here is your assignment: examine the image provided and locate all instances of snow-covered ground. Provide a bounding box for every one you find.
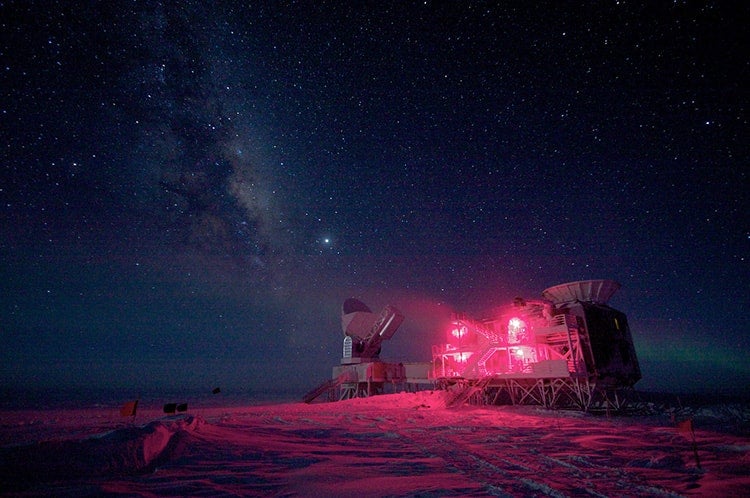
[1,391,748,496]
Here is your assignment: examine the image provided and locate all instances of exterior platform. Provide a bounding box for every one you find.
[437,375,637,412]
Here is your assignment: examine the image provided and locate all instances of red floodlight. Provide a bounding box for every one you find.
[451,325,468,339]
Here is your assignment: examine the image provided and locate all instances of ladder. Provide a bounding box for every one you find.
[302,371,354,403]
[446,376,494,408]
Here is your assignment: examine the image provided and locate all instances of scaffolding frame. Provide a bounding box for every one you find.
[438,375,635,412]
[431,312,636,411]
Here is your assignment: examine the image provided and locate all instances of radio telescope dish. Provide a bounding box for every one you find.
[541,279,621,305]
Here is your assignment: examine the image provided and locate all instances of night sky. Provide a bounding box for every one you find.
[2,2,748,398]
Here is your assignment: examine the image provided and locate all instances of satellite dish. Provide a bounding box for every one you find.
[541,280,621,305]
[341,298,375,338]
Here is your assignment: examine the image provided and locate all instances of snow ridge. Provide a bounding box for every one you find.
[0,415,201,490]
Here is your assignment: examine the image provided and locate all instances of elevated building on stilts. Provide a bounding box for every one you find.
[432,280,641,411]
[304,280,641,411]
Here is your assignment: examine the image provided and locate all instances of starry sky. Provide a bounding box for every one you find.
[2,2,748,398]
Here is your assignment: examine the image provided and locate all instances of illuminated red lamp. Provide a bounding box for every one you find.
[507,317,527,344]
[450,324,468,339]
[453,352,471,363]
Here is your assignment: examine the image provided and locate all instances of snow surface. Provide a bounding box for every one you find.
[1,391,748,496]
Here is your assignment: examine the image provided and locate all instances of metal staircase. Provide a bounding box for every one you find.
[536,314,586,377]
[446,376,494,408]
[462,346,500,378]
[303,371,356,403]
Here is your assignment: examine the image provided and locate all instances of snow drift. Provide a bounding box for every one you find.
[0,416,200,489]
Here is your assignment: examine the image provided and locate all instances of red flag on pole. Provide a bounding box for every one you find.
[120,400,138,417]
[677,418,693,435]
[676,417,702,469]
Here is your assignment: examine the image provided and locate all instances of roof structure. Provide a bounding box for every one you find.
[542,279,621,305]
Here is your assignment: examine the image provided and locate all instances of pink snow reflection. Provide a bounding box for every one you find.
[1,391,749,496]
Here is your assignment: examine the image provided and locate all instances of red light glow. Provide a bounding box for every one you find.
[507,317,527,344]
[453,352,471,362]
[451,325,468,338]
